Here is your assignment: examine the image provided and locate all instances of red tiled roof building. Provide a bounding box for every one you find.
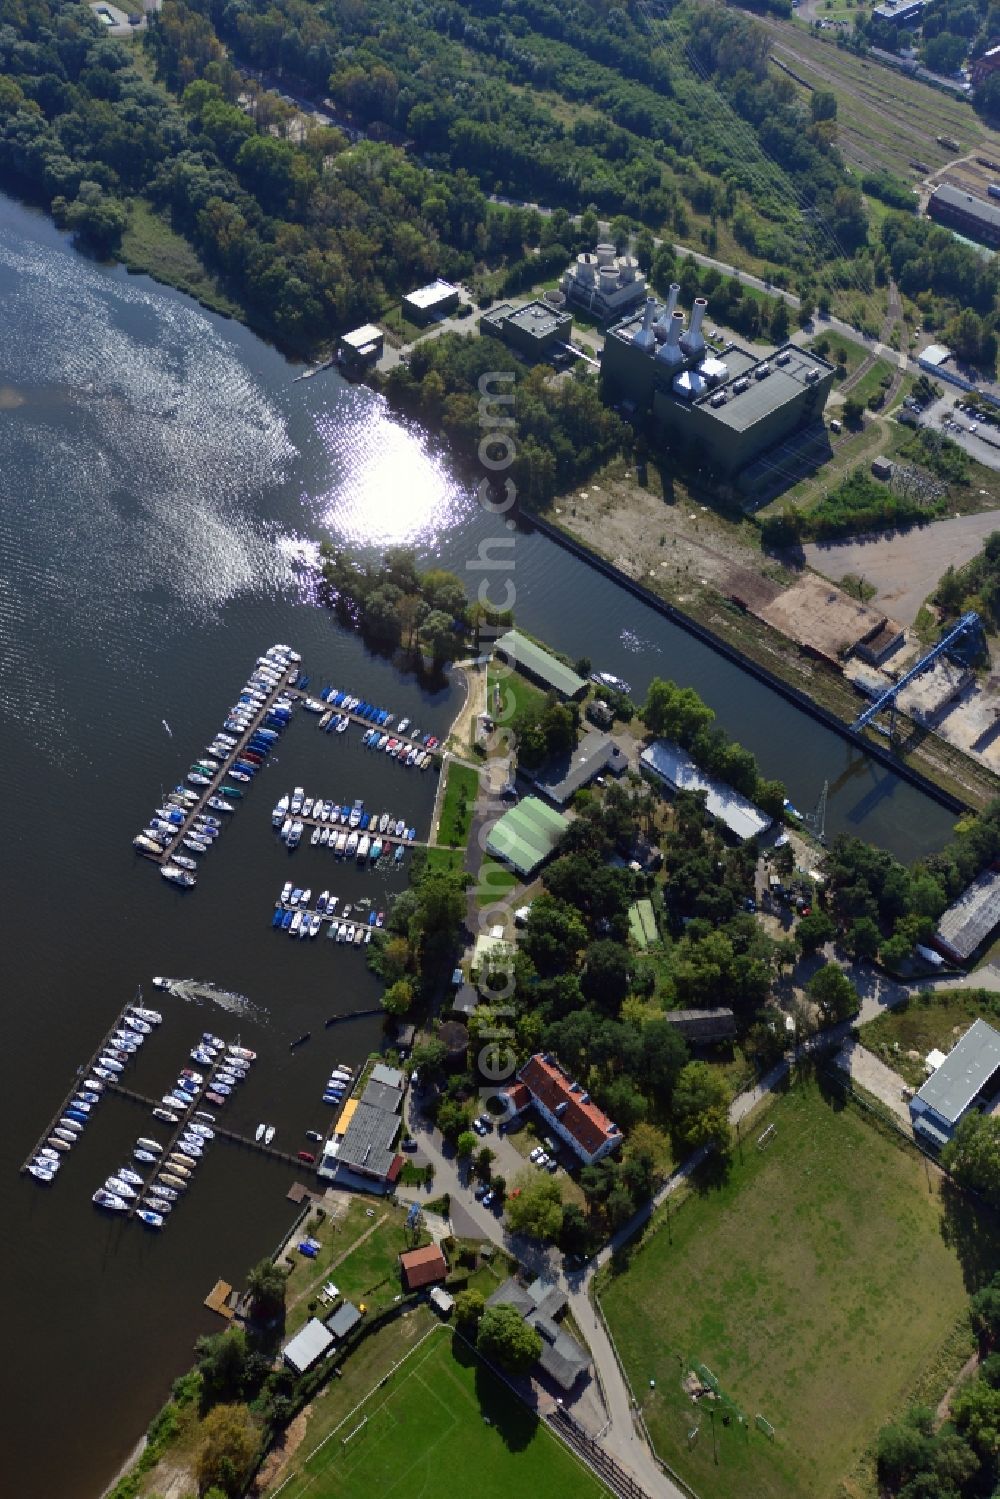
[508,1054,622,1165]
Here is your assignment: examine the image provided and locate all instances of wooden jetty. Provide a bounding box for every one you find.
[19,996,146,1174]
[204,1279,236,1320]
[138,659,300,869]
[106,1082,307,1173]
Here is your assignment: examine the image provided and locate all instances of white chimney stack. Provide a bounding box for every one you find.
[656,310,686,365]
[681,297,708,356]
[632,297,657,353]
[653,283,681,342]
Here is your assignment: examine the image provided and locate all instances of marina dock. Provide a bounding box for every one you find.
[106,1082,307,1174]
[19,996,146,1175]
[286,807,429,852]
[137,657,301,869]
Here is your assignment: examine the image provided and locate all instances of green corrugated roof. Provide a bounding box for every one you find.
[494,631,586,698]
[486,797,570,876]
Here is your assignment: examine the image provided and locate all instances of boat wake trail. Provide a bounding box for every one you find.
[154,978,267,1023]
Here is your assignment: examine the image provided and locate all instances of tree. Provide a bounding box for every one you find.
[476,1305,542,1373]
[845,915,880,961]
[454,1288,485,1333]
[559,1201,591,1254]
[196,1403,258,1498]
[943,1113,1000,1210]
[843,397,865,429]
[770,300,790,343]
[456,1130,477,1158]
[504,1170,564,1241]
[625,1121,672,1178]
[382,979,414,1016]
[795,909,836,955]
[876,1416,934,1490]
[581,939,631,1010]
[642,678,714,744]
[410,1038,447,1082]
[474,1145,495,1177]
[245,1259,286,1322]
[811,88,838,121]
[806,963,859,1021]
[419,608,459,665]
[672,1062,730,1152]
[952,1379,1000,1460]
[970,1274,1000,1343]
[196,1329,249,1409]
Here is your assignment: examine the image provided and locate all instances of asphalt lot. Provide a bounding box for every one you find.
[919,394,1000,472]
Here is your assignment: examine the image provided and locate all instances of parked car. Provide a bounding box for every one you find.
[473,1119,488,1136]
[474,1182,489,1200]
[401,1137,418,1152]
[482,1190,495,1207]
[478,1114,494,1133]
[529,1146,544,1163]
[535,1152,550,1169]
[545,1158,558,1173]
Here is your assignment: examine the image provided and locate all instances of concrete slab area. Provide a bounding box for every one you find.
[803,508,1000,625]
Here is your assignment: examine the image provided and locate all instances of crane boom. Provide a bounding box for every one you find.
[851,611,981,732]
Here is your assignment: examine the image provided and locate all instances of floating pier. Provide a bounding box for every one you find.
[136,653,300,872]
[19,995,148,1176]
[284,808,429,853]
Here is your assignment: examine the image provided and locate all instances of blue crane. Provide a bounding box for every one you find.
[851,611,983,737]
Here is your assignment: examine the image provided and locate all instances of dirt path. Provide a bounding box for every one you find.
[935,1351,979,1428]
[444,661,485,756]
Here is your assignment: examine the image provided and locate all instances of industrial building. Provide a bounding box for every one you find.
[601,288,835,476]
[934,868,1000,963]
[909,1018,1000,1146]
[479,298,573,359]
[560,242,648,321]
[640,739,772,841]
[485,797,569,878]
[872,0,925,23]
[402,279,459,323]
[337,322,384,372]
[282,1318,334,1374]
[927,184,1000,249]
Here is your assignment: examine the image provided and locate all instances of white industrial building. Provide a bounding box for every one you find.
[560,242,647,321]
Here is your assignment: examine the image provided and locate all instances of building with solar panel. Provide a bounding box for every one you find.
[600,288,835,477]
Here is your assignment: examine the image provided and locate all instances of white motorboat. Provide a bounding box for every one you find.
[264,1125,275,1145]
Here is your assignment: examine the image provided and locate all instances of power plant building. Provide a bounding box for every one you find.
[601,289,835,476]
[480,299,573,359]
[561,242,647,321]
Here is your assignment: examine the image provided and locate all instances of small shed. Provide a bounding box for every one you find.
[282,1318,334,1374]
[430,1286,455,1316]
[400,1244,448,1291]
[871,457,893,481]
[325,1300,363,1340]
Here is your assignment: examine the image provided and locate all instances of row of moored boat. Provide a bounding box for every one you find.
[134,643,301,889]
[273,790,415,858]
[27,1005,163,1185]
[272,882,384,944]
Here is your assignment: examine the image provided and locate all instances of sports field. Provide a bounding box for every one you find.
[275,1326,610,1499]
[600,1075,986,1499]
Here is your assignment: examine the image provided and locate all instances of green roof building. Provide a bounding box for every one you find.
[493,630,587,699]
[486,797,569,878]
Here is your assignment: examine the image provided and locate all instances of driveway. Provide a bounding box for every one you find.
[803,509,1000,625]
[833,1036,913,1126]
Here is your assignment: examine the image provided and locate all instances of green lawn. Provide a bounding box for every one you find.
[475,856,519,908]
[860,988,1000,1089]
[275,1325,610,1499]
[284,1201,431,1334]
[436,762,480,849]
[488,666,547,726]
[423,845,466,876]
[599,1076,987,1499]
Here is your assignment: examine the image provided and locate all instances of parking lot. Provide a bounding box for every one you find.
[918,394,1000,472]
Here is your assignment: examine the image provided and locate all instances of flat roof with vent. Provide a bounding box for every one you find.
[912,1019,1000,1127]
[694,346,833,432]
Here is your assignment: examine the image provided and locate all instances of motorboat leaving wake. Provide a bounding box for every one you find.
[151,977,266,1023]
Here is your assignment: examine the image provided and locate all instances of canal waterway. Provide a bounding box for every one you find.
[0,192,959,1499]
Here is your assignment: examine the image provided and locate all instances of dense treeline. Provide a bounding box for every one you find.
[641,676,787,820]
[169,0,860,270]
[876,1269,1000,1499]
[880,213,1000,353]
[936,530,1000,629]
[811,801,1000,967]
[761,468,947,548]
[317,546,482,664]
[381,331,628,507]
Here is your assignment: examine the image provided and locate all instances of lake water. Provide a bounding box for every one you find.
[0,194,957,1498]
